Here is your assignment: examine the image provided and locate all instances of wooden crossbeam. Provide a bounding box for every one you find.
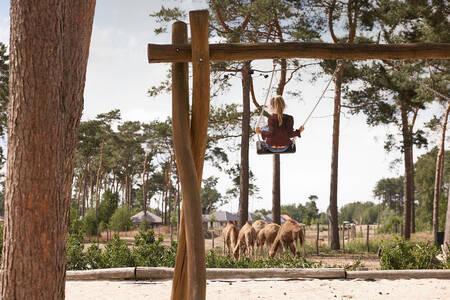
[148,42,450,63]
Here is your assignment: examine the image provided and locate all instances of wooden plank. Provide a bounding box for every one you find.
[66,268,135,280]
[148,42,450,63]
[346,270,450,279]
[136,267,345,280]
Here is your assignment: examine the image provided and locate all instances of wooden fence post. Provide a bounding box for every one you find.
[366,225,370,252]
[316,222,319,255]
[342,225,345,253]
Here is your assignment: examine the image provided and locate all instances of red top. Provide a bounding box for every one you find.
[261,114,301,146]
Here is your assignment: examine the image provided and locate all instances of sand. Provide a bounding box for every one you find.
[66,278,450,300]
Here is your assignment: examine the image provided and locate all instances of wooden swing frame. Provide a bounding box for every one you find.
[147,9,450,300]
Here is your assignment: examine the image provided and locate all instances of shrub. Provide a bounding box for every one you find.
[85,243,106,269]
[110,206,133,232]
[378,215,402,234]
[103,233,134,268]
[379,237,445,270]
[66,233,86,270]
[132,229,177,267]
[205,249,322,268]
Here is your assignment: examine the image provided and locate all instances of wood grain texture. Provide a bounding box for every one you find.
[148,42,450,63]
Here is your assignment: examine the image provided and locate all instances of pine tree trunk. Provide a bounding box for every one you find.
[143,152,149,216]
[329,68,343,250]
[238,61,251,228]
[433,104,449,244]
[2,1,95,298]
[272,154,281,225]
[400,103,413,239]
[95,138,105,220]
[444,177,450,244]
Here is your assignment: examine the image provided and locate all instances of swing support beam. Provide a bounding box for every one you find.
[148,42,450,63]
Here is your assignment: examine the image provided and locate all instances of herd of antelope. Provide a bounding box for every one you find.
[222,219,307,260]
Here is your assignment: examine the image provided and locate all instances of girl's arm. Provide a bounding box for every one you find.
[287,116,301,138]
[261,117,276,139]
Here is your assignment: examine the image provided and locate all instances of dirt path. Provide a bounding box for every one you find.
[66,278,450,300]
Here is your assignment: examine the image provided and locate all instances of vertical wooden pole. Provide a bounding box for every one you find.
[342,225,345,253]
[316,222,319,255]
[366,225,370,252]
[170,18,206,300]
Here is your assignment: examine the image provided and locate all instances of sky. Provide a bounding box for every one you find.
[0,0,445,214]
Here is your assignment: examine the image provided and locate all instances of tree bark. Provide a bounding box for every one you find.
[2,1,95,299]
[95,138,105,220]
[238,61,251,229]
[444,177,450,244]
[329,67,344,250]
[400,102,413,239]
[143,152,149,216]
[272,154,281,225]
[433,104,450,244]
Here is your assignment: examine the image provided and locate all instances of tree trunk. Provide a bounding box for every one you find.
[143,152,149,216]
[2,1,95,298]
[444,177,450,244]
[329,67,343,250]
[272,154,281,225]
[238,61,251,228]
[95,138,105,220]
[400,102,413,239]
[433,104,450,244]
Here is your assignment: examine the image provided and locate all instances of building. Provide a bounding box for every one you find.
[202,211,238,230]
[131,211,163,227]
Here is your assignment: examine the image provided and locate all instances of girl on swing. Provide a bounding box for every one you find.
[255,95,304,153]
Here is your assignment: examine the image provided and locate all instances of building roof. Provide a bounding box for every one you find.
[131,211,162,224]
[203,211,238,223]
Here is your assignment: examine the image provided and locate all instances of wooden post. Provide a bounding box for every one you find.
[170,15,208,300]
[342,225,345,253]
[211,230,215,249]
[316,222,319,255]
[327,223,330,246]
[366,225,370,252]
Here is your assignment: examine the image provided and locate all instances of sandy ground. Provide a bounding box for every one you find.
[66,278,450,300]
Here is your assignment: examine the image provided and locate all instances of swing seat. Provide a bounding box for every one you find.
[256,140,296,155]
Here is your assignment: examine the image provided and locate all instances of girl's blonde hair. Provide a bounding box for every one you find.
[270,95,286,126]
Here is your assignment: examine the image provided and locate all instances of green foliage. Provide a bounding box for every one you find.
[82,209,98,236]
[415,148,450,232]
[66,233,87,270]
[110,206,133,232]
[280,197,320,225]
[344,238,382,254]
[205,250,323,269]
[69,207,83,235]
[201,176,225,214]
[373,177,404,215]
[339,201,378,225]
[378,215,402,234]
[98,190,119,225]
[379,238,446,270]
[103,234,134,268]
[85,243,106,269]
[132,229,177,267]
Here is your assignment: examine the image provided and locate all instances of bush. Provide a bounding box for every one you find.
[344,238,382,254]
[110,206,133,232]
[85,243,106,269]
[132,229,177,267]
[379,237,445,270]
[205,249,322,268]
[66,233,86,270]
[103,233,134,268]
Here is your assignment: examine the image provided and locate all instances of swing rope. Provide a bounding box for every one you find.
[254,62,277,129]
[301,60,345,127]
[254,60,344,145]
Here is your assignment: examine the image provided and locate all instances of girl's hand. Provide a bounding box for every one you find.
[255,127,262,134]
[299,125,305,133]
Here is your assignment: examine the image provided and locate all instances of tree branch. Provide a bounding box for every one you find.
[329,0,339,43]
